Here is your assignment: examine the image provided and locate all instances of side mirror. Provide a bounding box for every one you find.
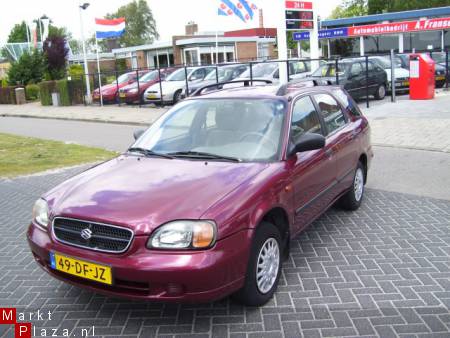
[133,129,145,140]
[289,133,325,157]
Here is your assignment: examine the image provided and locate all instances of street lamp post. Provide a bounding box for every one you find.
[79,2,91,103]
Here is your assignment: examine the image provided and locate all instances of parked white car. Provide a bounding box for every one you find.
[144,66,215,104]
[234,60,316,85]
[369,56,410,92]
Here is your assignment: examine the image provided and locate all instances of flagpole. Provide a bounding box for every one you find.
[215,30,219,64]
[95,37,103,107]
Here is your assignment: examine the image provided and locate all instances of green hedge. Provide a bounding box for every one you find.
[39,81,57,106]
[39,79,84,106]
[25,84,40,101]
[0,86,18,104]
[56,80,71,106]
[68,79,84,105]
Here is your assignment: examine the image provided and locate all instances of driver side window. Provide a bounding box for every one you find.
[350,62,363,77]
[291,96,323,140]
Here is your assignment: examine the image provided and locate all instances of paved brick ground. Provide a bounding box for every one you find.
[1,168,450,338]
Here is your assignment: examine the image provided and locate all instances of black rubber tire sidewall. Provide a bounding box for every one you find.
[339,161,365,211]
[232,222,283,306]
[375,84,386,100]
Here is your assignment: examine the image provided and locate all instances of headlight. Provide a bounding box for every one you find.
[147,221,216,250]
[32,198,49,228]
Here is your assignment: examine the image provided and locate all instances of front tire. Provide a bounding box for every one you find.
[339,161,365,211]
[232,222,282,306]
[374,83,386,100]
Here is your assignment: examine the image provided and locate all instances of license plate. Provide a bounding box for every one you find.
[148,94,157,99]
[50,252,112,285]
[436,76,445,81]
[119,93,126,98]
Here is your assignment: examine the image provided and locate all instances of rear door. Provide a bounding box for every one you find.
[345,62,364,99]
[288,95,337,234]
[312,92,357,193]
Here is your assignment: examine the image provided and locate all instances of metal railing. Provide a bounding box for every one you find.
[75,49,449,109]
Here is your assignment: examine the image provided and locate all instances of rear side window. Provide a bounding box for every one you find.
[332,89,362,117]
[291,96,322,140]
[313,93,347,134]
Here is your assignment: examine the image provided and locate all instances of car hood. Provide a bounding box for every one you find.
[384,68,410,80]
[97,83,122,93]
[44,155,268,235]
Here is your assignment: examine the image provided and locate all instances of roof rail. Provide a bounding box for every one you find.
[190,79,273,97]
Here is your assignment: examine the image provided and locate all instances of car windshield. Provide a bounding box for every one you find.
[204,68,234,81]
[240,63,278,78]
[166,68,192,81]
[431,53,448,63]
[371,57,402,69]
[117,74,132,84]
[312,63,349,77]
[132,98,286,162]
[139,70,159,83]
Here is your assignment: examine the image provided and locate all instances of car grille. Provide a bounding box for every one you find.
[52,217,134,253]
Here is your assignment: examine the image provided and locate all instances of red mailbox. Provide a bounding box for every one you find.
[409,53,435,100]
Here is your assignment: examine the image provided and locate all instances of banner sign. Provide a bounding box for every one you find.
[319,28,349,39]
[292,28,349,41]
[348,17,450,36]
[292,31,310,41]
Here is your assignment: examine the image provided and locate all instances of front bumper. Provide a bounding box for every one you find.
[27,223,252,302]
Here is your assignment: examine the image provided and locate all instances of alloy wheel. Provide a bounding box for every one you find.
[256,238,280,294]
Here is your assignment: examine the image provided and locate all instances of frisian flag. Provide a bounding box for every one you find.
[95,18,126,39]
[218,0,258,23]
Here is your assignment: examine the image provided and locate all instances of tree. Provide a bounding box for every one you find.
[7,21,28,43]
[7,50,45,85]
[329,0,368,19]
[368,0,450,14]
[43,36,68,80]
[105,0,159,48]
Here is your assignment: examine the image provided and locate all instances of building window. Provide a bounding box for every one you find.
[404,31,442,52]
[329,37,360,57]
[364,35,398,54]
[444,30,450,50]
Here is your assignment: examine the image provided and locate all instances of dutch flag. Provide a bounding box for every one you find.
[95,18,126,39]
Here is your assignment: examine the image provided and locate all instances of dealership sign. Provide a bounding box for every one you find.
[348,17,450,36]
[293,28,349,41]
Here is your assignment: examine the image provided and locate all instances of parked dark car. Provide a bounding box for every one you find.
[119,68,176,104]
[397,53,448,88]
[28,81,372,306]
[92,71,147,103]
[308,58,388,100]
[186,64,248,95]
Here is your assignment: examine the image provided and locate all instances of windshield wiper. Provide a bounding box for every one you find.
[168,151,241,162]
[127,147,174,159]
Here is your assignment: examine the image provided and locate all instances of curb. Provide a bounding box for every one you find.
[0,114,150,127]
[372,143,450,154]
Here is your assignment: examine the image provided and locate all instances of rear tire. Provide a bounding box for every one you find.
[172,90,182,105]
[232,222,282,306]
[374,84,386,100]
[339,161,365,211]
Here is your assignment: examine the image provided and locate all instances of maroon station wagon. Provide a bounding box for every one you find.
[27,81,373,306]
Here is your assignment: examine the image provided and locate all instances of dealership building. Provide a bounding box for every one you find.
[320,6,450,57]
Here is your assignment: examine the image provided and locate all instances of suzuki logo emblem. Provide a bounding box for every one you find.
[80,228,93,240]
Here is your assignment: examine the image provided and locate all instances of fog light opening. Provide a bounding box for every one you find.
[166,283,184,296]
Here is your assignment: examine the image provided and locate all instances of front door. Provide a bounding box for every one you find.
[288,95,337,235]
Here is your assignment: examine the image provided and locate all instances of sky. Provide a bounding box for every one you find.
[0,0,342,44]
